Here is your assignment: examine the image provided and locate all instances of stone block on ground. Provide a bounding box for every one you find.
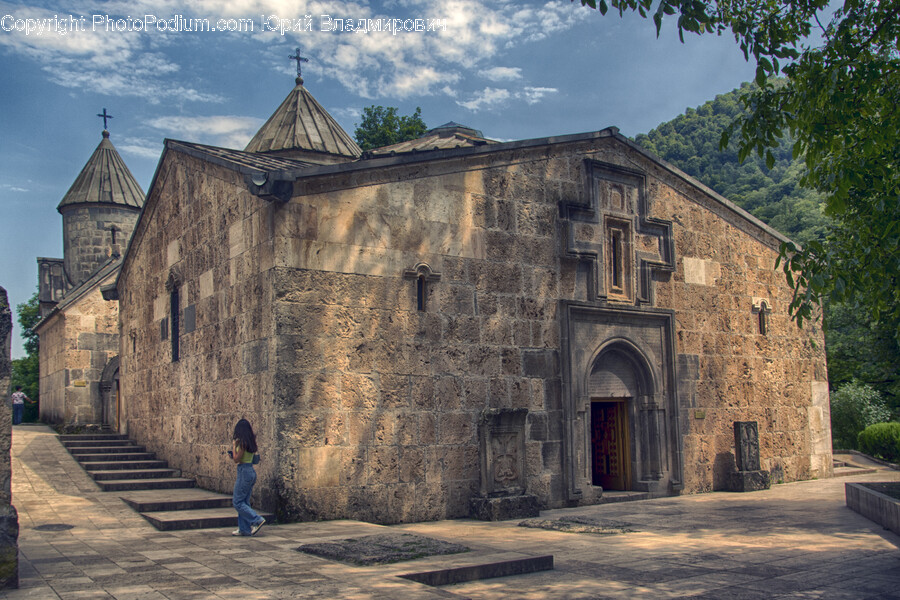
[297,532,469,566]
[725,470,771,492]
[470,494,540,521]
[518,515,635,535]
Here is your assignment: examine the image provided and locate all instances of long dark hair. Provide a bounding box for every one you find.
[233,419,258,453]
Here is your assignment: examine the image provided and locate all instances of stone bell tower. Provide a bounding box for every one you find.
[34,110,144,426]
[57,113,144,289]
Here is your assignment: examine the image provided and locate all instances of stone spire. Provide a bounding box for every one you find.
[244,58,362,164]
[57,126,144,288]
[57,129,144,211]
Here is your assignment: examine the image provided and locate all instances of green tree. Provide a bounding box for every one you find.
[856,421,900,462]
[829,381,891,450]
[578,0,900,331]
[11,292,39,421]
[824,300,900,412]
[353,106,427,151]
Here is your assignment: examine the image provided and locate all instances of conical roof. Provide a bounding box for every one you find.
[57,131,144,211]
[244,77,362,161]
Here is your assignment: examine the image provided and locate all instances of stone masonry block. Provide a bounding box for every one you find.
[522,350,559,379]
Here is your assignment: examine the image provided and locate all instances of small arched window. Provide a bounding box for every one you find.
[404,263,441,313]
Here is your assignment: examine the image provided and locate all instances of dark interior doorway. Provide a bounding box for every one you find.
[591,400,630,490]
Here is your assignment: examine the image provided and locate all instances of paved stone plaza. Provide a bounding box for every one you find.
[4,425,899,599]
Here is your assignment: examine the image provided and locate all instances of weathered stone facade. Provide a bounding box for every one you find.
[36,270,121,426]
[115,129,831,523]
[0,288,19,588]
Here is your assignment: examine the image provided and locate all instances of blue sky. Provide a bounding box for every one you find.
[0,0,758,358]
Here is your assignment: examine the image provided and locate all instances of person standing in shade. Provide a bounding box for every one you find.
[10,386,29,426]
[229,418,265,536]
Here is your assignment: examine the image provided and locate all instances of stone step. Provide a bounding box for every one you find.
[96,478,196,492]
[80,460,168,471]
[88,468,181,481]
[833,466,879,478]
[139,507,275,531]
[67,445,147,455]
[597,491,650,504]
[75,452,156,463]
[58,434,128,442]
[119,489,235,512]
[399,555,554,586]
[62,439,137,448]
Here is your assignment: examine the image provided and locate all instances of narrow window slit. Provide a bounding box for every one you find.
[417,275,426,312]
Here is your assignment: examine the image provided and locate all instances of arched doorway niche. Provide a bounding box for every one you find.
[586,342,659,491]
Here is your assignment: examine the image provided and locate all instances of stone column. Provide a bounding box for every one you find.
[0,287,19,588]
[638,395,665,482]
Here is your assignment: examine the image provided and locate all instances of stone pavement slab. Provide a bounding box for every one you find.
[5,424,900,599]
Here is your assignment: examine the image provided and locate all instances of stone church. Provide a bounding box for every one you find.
[95,70,831,523]
[33,121,144,429]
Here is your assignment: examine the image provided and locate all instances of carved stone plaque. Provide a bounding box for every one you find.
[733,421,761,472]
[478,408,528,497]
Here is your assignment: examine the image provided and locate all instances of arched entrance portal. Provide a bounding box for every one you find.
[99,357,120,431]
[588,349,647,491]
[560,303,683,501]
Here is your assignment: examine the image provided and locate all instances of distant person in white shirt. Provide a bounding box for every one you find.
[10,386,29,425]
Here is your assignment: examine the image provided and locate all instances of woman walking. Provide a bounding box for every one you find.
[229,418,265,536]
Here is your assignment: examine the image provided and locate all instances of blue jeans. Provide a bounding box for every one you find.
[12,404,23,425]
[233,463,262,535]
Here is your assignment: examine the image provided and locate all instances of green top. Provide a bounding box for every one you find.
[237,445,254,463]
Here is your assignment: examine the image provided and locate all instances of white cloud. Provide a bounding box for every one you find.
[0,2,223,104]
[479,66,522,82]
[117,138,164,160]
[146,115,263,148]
[0,0,583,100]
[330,107,362,122]
[521,86,558,104]
[456,87,511,111]
[0,183,29,193]
[456,84,560,111]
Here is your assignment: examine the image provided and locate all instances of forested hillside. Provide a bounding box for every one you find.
[635,83,899,413]
[635,82,829,245]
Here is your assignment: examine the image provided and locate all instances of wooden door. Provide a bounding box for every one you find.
[591,400,630,490]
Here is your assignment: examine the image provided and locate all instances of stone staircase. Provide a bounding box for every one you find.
[60,432,273,531]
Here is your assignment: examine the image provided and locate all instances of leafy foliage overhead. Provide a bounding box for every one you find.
[577,0,900,332]
[354,106,427,151]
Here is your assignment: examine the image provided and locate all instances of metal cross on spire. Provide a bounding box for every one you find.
[97,108,113,131]
[288,48,309,83]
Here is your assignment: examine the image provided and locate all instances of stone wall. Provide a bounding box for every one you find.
[656,177,831,489]
[263,137,828,521]
[0,287,19,588]
[118,155,278,497]
[37,273,120,425]
[61,204,139,288]
[118,135,830,523]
